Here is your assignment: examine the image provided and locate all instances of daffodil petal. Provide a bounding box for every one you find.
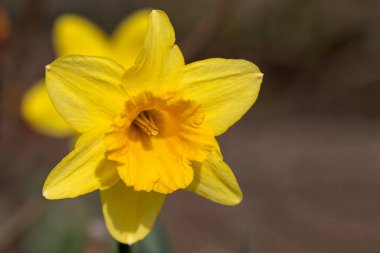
[111,9,150,69]
[186,146,242,205]
[21,80,74,137]
[100,181,165,245]
[123,10,184,95]
[180,58,263,135]
[43,131,119,199]
[45,55,127,133]
[53,14,110,57]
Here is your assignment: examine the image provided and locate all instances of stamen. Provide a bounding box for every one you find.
[133,111,159,136]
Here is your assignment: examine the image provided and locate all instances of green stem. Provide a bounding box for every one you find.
[118,242,132,253]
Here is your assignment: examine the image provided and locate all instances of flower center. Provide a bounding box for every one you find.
[104,92,216,193]
[132,111,159,136]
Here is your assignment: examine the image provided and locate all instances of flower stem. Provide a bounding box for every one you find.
[118,242,132,253]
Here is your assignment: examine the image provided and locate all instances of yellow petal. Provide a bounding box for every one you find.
[180,58,263,135]
[43,131,119,199]
[45,55,127,133]
[111,9,150,69]
[100,181,165,245]
[186,145,242,205]
[21,80,74,137]
[123,10,184,95]
[53,14,110,57]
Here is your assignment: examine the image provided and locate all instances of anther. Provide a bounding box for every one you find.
[133,111,159,136]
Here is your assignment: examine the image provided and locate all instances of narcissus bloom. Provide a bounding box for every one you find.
[21,10,150,137]
[43,10,263,244]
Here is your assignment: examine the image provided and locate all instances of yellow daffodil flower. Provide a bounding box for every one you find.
[43,10,263,244]
[21,10,150,137]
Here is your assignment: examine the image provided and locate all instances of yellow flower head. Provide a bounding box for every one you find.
[43,10,263,244]
[21,10,150,137]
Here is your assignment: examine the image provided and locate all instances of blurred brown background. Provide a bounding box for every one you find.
[1,0,380,252]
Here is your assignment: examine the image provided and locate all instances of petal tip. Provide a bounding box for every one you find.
[42,183,55,199]
[150,10,169,20]
[233,194,243,205]
[222,193,243,206]
[42,189,53,199]
[127,237,134,245]
[151,9,162,15]
[109,227,147,245]
[42,183,60,200]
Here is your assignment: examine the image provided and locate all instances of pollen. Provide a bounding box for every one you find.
[132,111,159,136]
